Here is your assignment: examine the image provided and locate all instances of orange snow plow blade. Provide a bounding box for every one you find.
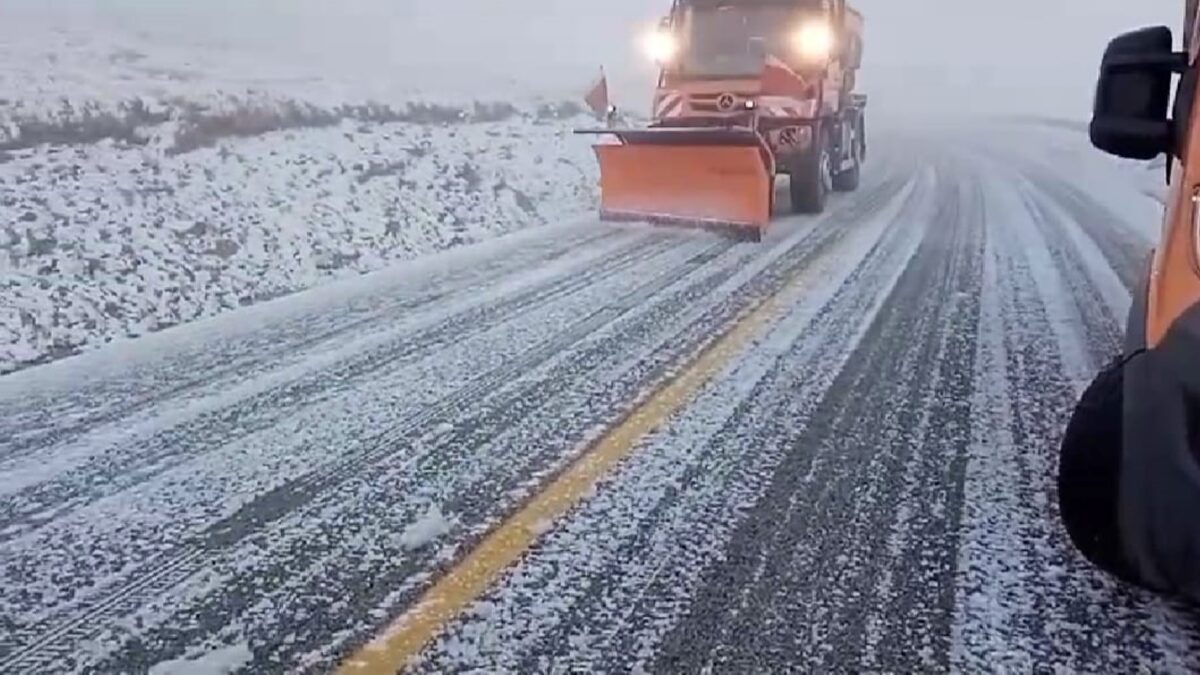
[576,128,774,236]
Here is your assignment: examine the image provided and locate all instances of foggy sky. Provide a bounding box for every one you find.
[4,0,1184,118]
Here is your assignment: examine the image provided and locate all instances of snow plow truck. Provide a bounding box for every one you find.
[577,0,867,240]
[1059,0,1200,603]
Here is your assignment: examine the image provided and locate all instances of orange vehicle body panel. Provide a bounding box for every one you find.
[1145,4,1200,347]
[593,144,772,229]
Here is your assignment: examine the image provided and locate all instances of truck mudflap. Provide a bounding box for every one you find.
[575,127,775,237]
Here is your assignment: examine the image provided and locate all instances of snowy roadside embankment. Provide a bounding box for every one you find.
[0,1,618,375]
[0,111,600,374]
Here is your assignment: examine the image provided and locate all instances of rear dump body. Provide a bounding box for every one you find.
[579,0,866,238]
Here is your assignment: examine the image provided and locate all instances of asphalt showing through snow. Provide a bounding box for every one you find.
[2,129,1199,673]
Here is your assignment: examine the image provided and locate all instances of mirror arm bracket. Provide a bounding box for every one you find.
[1104,51,1189,74]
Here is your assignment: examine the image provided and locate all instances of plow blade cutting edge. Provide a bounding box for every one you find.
[575,127,774,237]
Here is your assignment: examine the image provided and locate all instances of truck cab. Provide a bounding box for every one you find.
[647,0,862,111]
[658,0,852,81]
[640,0,866,214]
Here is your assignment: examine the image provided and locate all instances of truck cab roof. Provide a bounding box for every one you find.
[680,0,830,7]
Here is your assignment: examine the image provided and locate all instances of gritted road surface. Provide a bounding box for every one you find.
[2,126,1198,673]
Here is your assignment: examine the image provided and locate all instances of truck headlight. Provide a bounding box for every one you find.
[793,20,835,62]
[642,30,679,64]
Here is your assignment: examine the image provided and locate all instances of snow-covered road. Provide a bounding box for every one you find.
[2,127,1197,673]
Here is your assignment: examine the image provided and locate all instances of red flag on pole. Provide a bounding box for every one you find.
[584,69,610,119]
[760,55,809,99]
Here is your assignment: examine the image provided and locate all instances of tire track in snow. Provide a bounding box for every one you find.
[0,234,696,619]
[409,161,932,673]
[643,154,983,673]
[0,230,673,532]
[413,140,1200,674]
[1017,178,1123,369]
[77,172,912,674]
[0,227,626,461]
[0,228,691,648]
[858,163,983,671]
[5,169,910,672]
[89,174,914,673]
[1017,160,1150,292]
[0,232,721,673]
[1,225,634,491]
[523,185,928,670]
[950,166,1194,670]
[89,240,755,672]
[950,182,1040,667]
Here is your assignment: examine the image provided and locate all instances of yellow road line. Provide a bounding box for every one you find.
[339,262,812,674]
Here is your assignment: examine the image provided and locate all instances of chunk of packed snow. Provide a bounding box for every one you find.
[529,518,556,536]
[399,505,453,551]
[147,643,253,675]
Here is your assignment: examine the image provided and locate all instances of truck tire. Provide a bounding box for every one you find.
[1057,355,1141,585]
[790,128,830,214]
[832,117,863,192]
[832,158,860,192]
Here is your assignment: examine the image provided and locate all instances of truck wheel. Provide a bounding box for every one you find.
[790,129,830,214]
[832,157,860,192]
[832,117,863,192]
[1057,355,1140,585]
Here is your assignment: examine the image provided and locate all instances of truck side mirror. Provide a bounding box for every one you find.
[1090,26,1186,160]
[842,34,862,69]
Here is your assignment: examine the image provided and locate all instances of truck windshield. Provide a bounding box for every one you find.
[677,5,796,78]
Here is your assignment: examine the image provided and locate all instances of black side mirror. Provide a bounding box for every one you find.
[842,34,863,70]
[1090,26,1187,160]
